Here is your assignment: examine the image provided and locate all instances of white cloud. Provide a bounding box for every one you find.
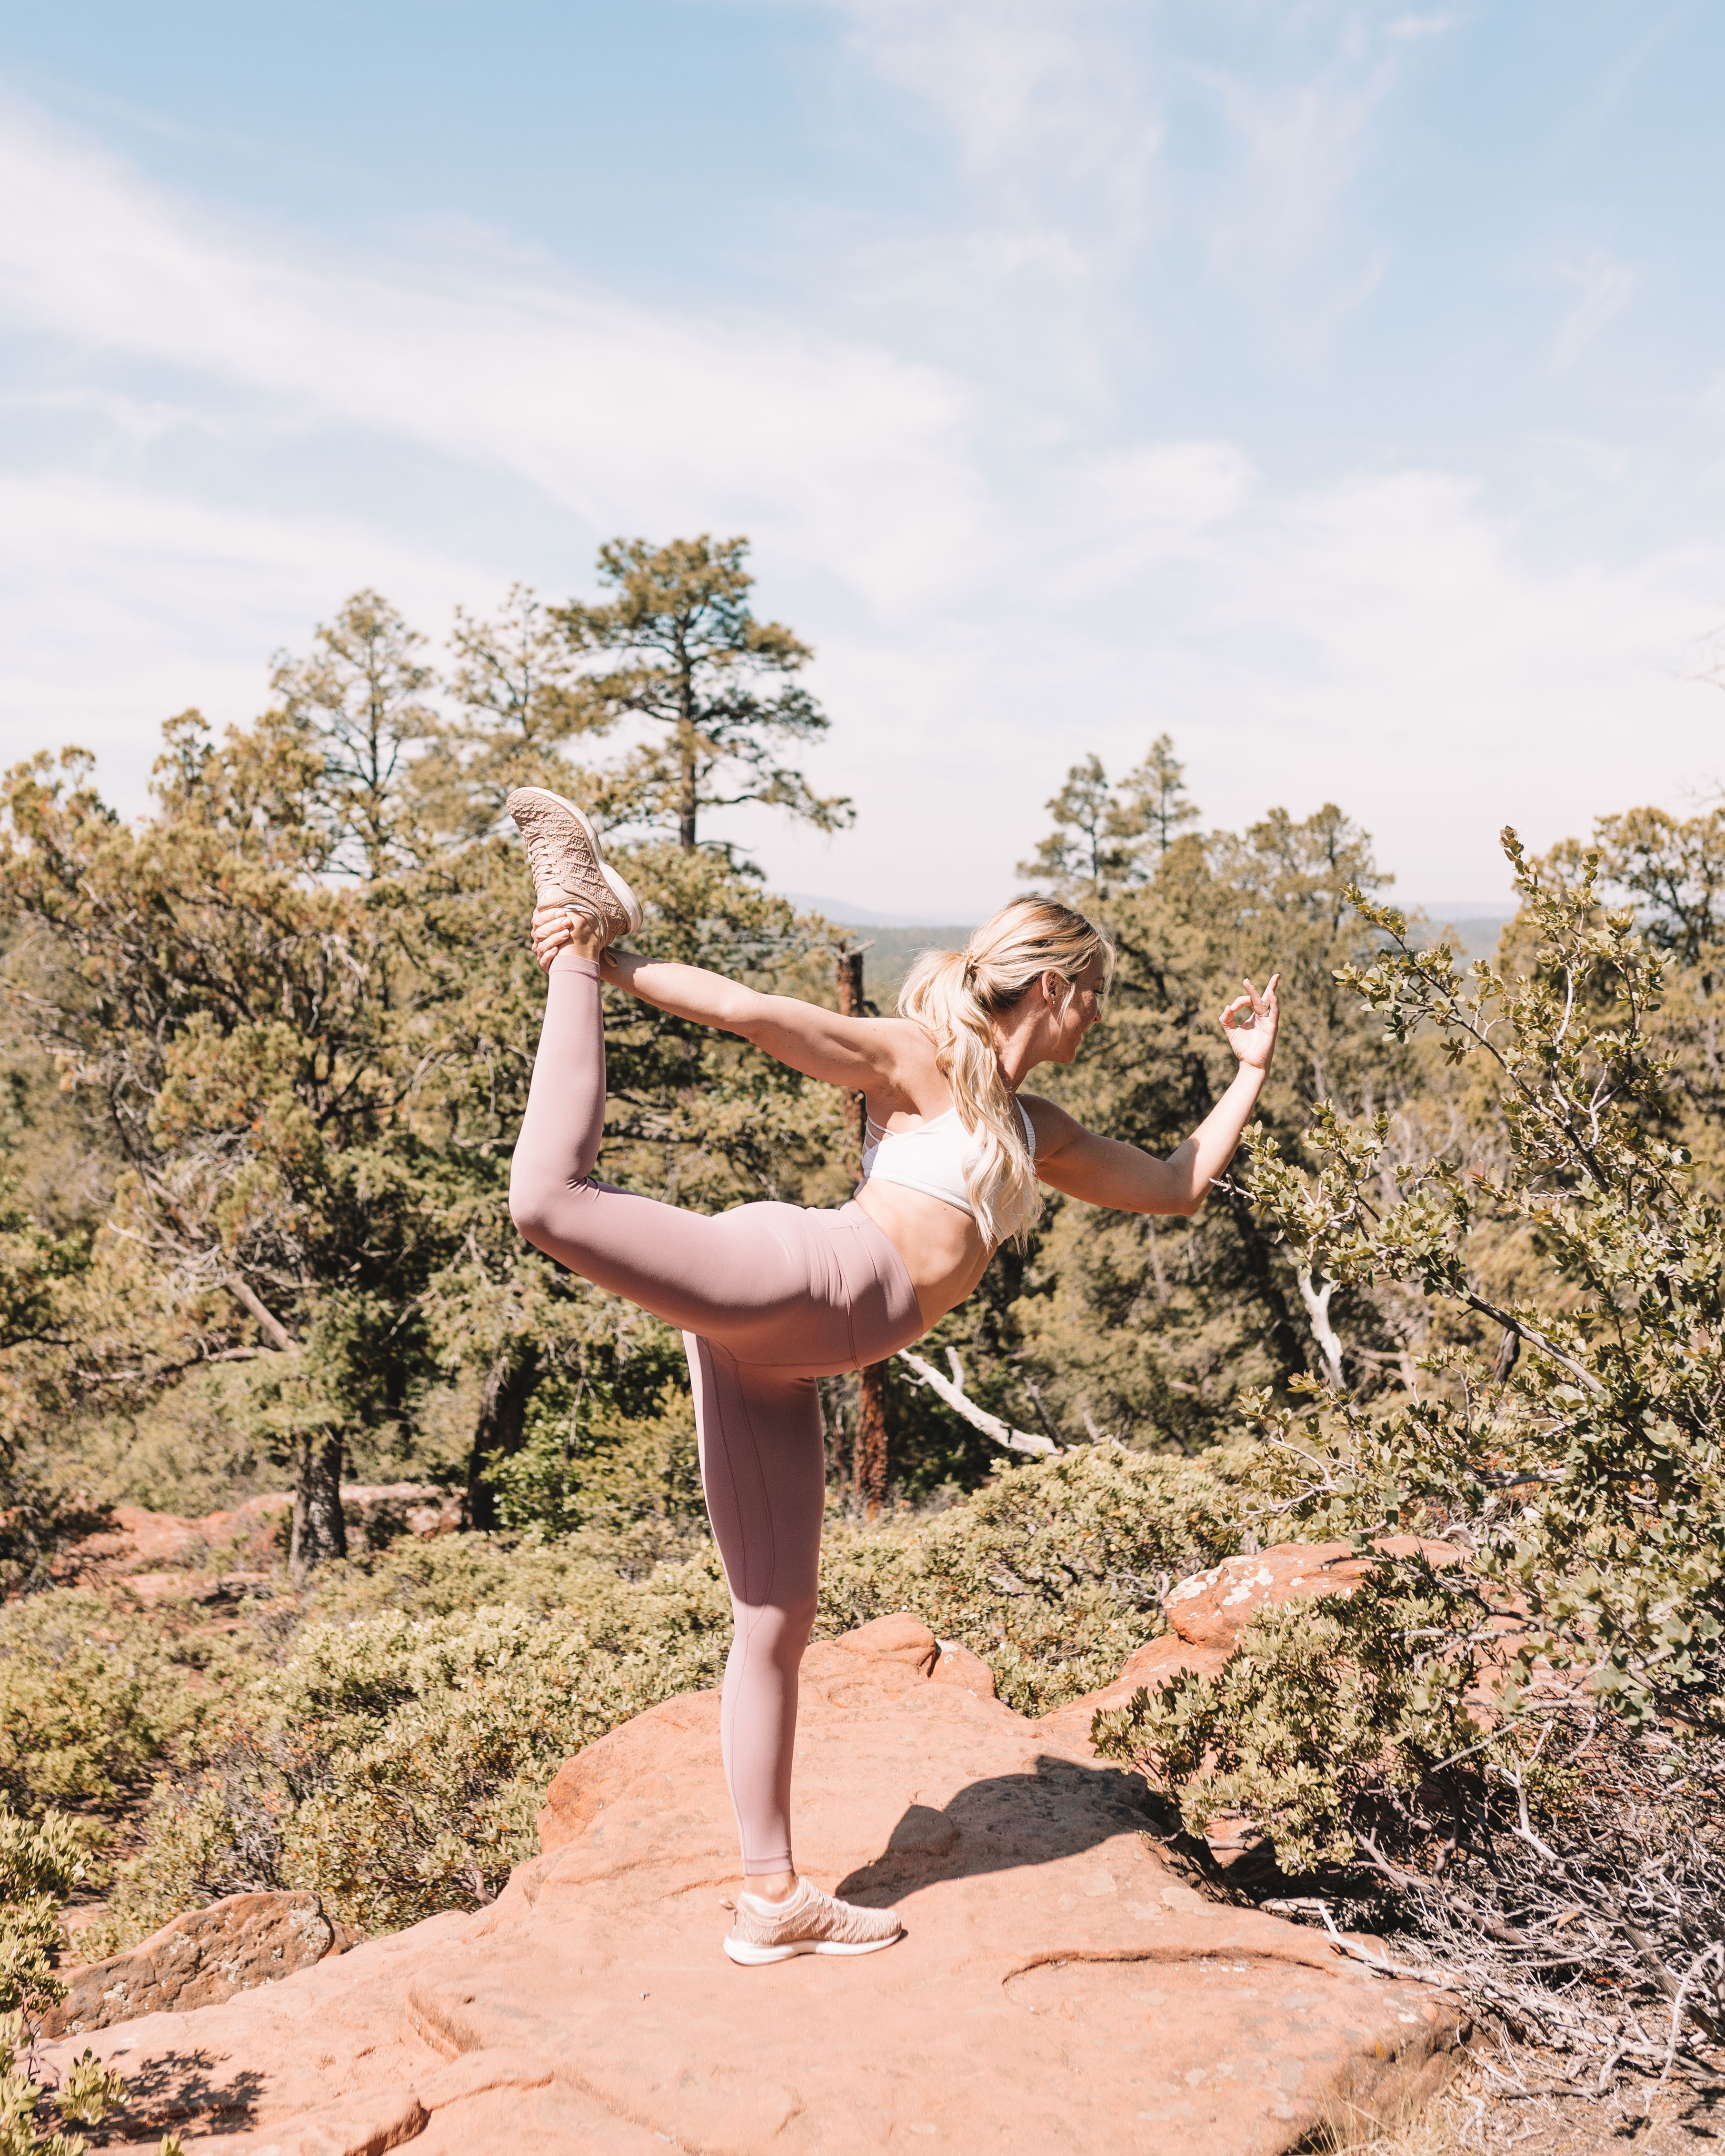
[0,100,987,616]
[0,89,1719,919]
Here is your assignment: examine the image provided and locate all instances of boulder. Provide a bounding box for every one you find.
[931,1639,998,1698]
[42,1891,336,2038]
[41,1608,1460,2154]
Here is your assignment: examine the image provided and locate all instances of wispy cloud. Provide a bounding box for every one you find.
[1552,249,1640,370]
[0,83,1716,913]
[0,100,986,613]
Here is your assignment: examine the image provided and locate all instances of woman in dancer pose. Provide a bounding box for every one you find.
[505,787,1280,1968]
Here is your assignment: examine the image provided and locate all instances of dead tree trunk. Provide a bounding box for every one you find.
[465,1344,542,1531]
[838,943,890,1515]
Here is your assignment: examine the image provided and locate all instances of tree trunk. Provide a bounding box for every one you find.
[855,1362,889,1517]
[677,660,698,847]
[837,945,890,1513]
[465,1345,542,1531]
[289,1431,347,1584]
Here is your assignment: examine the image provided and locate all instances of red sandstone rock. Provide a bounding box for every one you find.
[1163,1538,1456,1653]
[56,1487,463,1589]
[831,1608,941,1673]
[47,1606,1460,2154]
[931,1639,998,1698]
[42,1891,335,2038]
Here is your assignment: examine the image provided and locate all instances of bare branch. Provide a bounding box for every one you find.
[225,1275,299,1354]
[1296,1266,1345,1388]
[896,1347,1060,1459]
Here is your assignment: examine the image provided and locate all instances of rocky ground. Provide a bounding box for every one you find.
[26,1512,1716,2153]
[38,1610,1468,2154]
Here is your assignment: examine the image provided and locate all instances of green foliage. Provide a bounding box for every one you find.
[108,1547,734,1941]
[1091,1573,1488,1874]
[0,542,859,1560]
[818,1445,1246,1715]
[489,1381,704,1556]
[988,773,1407,1454]
[1243,828,1725,1723]
[1016,735,1197,896]
[0,2002,135,2156]
[0,1594,208,1815]
[557,533,850,851]
[0,1810,84,2018]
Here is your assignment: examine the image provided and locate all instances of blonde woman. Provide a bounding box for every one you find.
[505,788,1280,1967]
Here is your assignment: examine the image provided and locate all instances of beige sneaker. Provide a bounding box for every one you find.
[506,786,643,946]
[723,1878,904,1966]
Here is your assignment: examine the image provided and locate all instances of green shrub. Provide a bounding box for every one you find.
[1090,1570,1487,1874]
[817,1444,1246,1715]
[0,1808,84,2018]
[490,1382,704,1550]
[0,1595,209,1814]
[110,1549,735,1941]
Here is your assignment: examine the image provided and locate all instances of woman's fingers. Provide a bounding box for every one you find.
[529,906,575,973]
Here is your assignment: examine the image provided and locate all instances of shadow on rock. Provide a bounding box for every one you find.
[94,2051,269,2143]
[838,1753,1157,1903]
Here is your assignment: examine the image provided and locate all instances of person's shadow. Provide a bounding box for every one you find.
[838,1753,1165,1905]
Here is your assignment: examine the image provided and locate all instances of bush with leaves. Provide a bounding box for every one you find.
[816,1443,1246,1716]
[105,1549,735,1941]
[1093,827,1725,2092]
[0,2008,139,2156]
[1092,1567,1499,1874]
[1237,829,1725,1721]
[0,1808,157,2156]
[0,1595,211,1817]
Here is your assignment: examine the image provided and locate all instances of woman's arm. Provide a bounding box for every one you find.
[529,902,920,1093]
[1030,974,1280,1217]
[599,945,911,1092]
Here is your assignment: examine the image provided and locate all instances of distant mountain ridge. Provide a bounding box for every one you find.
[773,892,981,930]
[775,891,1516,934]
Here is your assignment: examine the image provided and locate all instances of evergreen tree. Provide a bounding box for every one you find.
[270,590,437,877]
[1109,733,1199,863]
[555,535,851,850]
[415,584,603,841]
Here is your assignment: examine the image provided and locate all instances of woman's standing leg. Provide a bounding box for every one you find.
[684,1340,825,1878]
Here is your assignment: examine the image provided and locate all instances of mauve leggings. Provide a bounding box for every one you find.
[509,953,925,1873]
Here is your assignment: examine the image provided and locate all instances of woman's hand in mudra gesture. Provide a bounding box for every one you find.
[1220,974,1280,1071]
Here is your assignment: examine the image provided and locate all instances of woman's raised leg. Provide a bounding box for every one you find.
[509,952,799,1339]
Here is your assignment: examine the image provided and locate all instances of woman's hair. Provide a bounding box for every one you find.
[898,897,1113,1247]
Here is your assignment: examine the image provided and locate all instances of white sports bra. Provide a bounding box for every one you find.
[858,1101,1037,1221]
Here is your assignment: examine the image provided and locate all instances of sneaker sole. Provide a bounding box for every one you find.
[507,786,643,938]
[723,1932,904,1966]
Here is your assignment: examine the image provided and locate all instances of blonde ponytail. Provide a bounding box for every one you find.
[898,898,1113,1247]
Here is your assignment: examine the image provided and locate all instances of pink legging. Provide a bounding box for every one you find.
[509,954,925,1873]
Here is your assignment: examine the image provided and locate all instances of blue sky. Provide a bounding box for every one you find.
[2,1,1723,915]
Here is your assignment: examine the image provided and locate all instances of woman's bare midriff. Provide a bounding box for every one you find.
[851,1179,993,1331]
